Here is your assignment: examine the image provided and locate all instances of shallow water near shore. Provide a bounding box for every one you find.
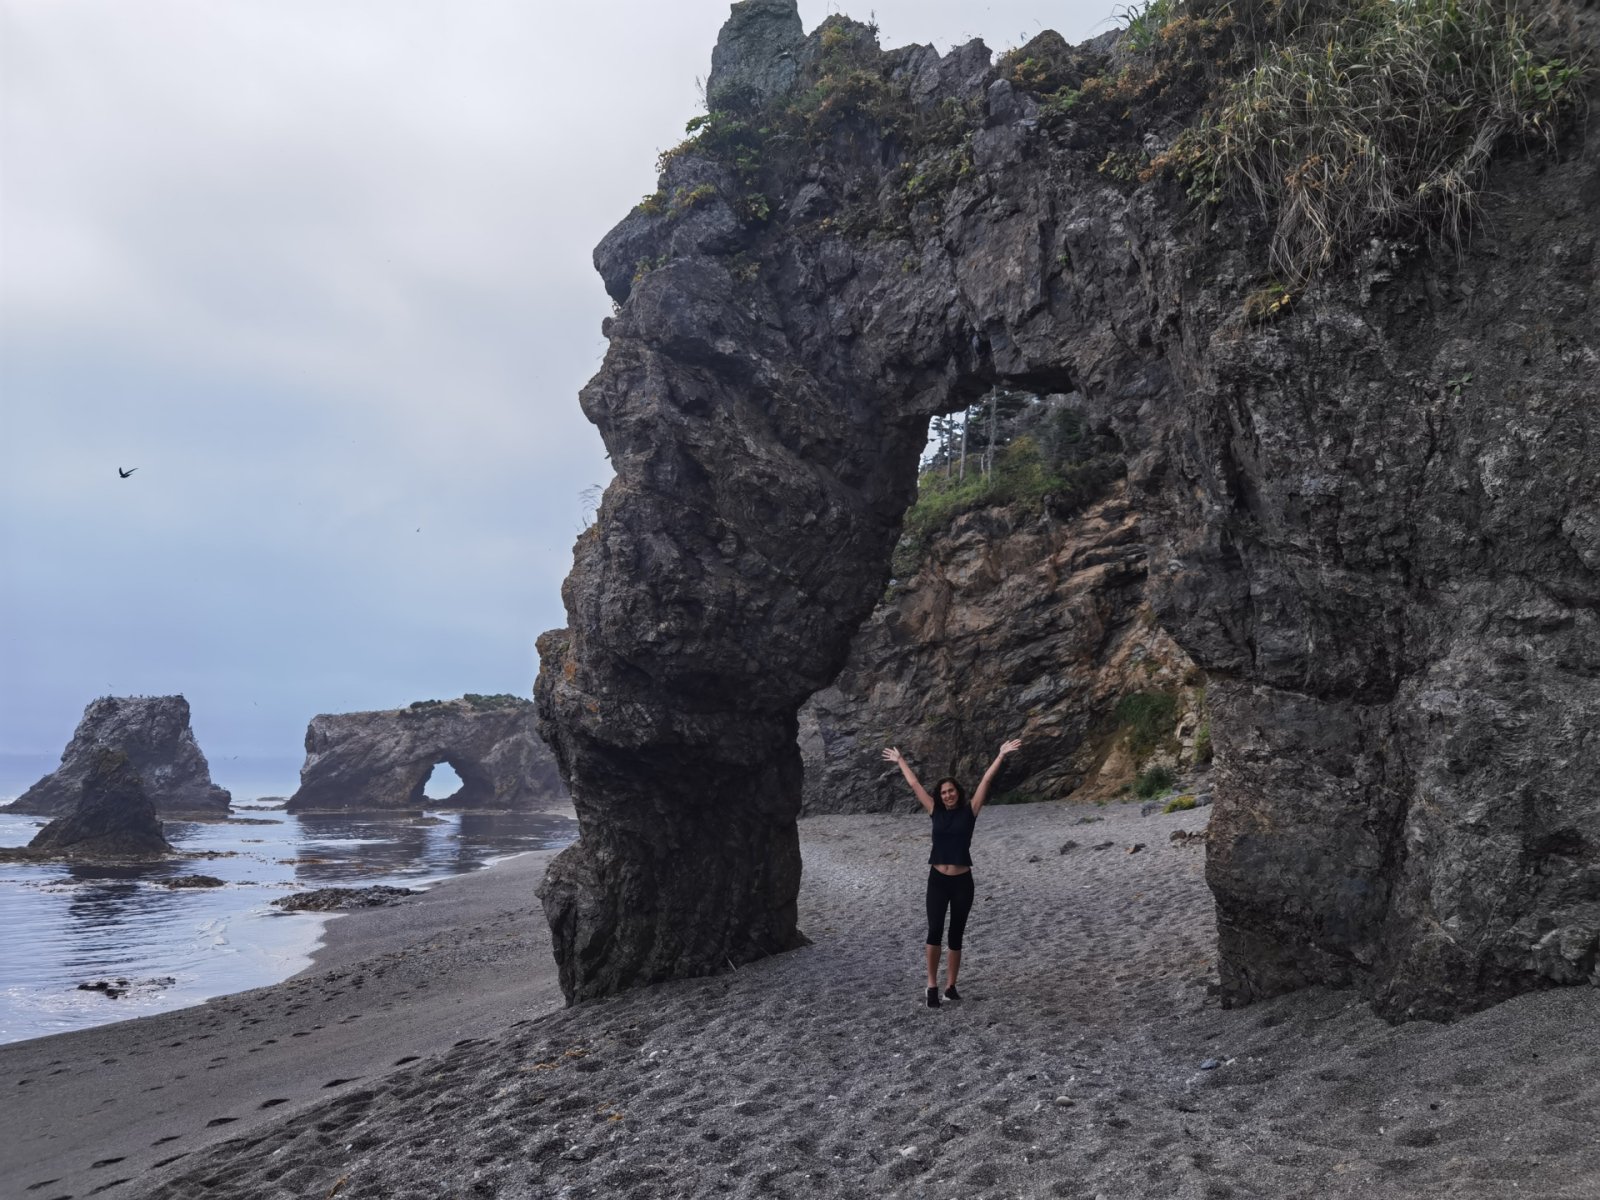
[0,804,576,1045]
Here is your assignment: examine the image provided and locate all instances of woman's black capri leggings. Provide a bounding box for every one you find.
[926,868,976,950]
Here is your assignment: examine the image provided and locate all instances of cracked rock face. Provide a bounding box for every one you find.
[6,696,230,817]
[799,477,1199,814]
[286,697,564,812]
[540,0,1600,1017]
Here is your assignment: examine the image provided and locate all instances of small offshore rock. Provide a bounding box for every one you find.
[26,750,173,860]
[272,885,417,913]
[1128,843,1146,855]
[1092,841,1115,851]
[163,874,226,888]
[1199,1059,1221,1071]
[1054,1096,1075,1107]
[1059,840,1079,855]
[78,979,130,998]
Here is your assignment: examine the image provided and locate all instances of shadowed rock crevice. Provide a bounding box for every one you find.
[539,0,1600,1017]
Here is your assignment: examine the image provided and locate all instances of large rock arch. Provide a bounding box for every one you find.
[287,697,564,812]
[536,2,1600,1017]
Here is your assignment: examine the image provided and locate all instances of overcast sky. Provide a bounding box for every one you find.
[0,0,1114,769]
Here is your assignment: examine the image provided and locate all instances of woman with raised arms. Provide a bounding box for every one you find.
[882,738,1023,1007]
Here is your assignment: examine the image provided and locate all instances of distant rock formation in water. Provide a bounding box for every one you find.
[286,694,566,812]
[6,695,231,817]
[24,750,174,859]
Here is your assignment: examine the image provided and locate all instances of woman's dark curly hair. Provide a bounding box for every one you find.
[932,776,968,811]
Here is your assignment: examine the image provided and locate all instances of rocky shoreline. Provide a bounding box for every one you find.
[7,803,1596,1199]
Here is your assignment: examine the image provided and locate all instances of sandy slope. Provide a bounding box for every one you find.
[8,802,1600,1200]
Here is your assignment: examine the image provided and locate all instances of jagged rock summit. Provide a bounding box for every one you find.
[7,695,230,817]
[706,0,805,111]
[538,0,1600,1017]
[23,750,174,860]
[286,695,565,812]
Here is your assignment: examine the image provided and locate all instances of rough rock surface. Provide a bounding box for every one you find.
[799,477,1199,813]
[286,697,564,812]
[25,750,174,859]
[539,0,1600,1017]
[706,0,805,111]
[271,886,417,913]
[6,696,230,817]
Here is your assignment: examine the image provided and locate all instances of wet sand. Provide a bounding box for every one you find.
[7,803,1600,1199]
[1,851,562,1200]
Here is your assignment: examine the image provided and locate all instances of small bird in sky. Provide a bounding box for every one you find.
[118,467,138,478]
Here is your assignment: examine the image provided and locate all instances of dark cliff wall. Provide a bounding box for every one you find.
[538,0,1599,1016]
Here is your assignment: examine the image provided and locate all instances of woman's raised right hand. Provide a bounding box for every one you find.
[882,746,904,765]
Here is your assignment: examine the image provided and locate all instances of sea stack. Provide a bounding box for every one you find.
[6,696,231,817]
[27,750,174,859]
[287,694,565,812]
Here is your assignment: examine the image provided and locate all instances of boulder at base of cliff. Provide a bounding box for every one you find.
[6,695,231,817]
[26,750,174,860]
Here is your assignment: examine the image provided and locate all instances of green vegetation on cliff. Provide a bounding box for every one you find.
[1130,0,1588,283]
[892,401,1124,577]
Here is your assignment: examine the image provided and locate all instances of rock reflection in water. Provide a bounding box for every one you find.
[288,809,573,884]
[0,805,576,1044]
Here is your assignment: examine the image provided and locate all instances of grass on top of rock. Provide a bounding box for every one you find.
[656,16,985,235]
[1163,793,1198,813]
[462,693,528,711]
[1141,0,1587,284]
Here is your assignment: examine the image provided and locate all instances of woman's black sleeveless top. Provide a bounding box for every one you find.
[929,804,978,866]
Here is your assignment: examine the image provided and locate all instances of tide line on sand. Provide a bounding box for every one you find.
[6,802,1600,1200]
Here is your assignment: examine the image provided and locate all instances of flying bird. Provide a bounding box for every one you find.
[118,467,137,478]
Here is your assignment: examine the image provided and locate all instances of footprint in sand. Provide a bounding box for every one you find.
[260,1098,291,1109]
[24,1180,61,1192]
[151,1135,180,1146]
[89,1178,131,1194]
[322,1077,360,1088]
[152,1152,189,1168]
[204,1116,238,1127]
[392,1055,420,1066]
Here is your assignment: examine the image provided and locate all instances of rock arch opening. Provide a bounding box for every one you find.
[534,0,1600,1020]
[420,760,466,803]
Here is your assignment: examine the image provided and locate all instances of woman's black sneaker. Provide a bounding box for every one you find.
[944,985,962,1001]
[926,987,940,1008]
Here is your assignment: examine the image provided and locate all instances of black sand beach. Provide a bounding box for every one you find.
[7,804,1599,1199]
[1,852,562,1200]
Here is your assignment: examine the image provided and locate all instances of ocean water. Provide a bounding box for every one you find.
[0,802,577,1045]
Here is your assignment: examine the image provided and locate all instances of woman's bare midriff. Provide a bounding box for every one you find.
[931,864,971,875]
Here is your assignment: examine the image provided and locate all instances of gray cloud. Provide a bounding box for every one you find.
[1,0,1111,772]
